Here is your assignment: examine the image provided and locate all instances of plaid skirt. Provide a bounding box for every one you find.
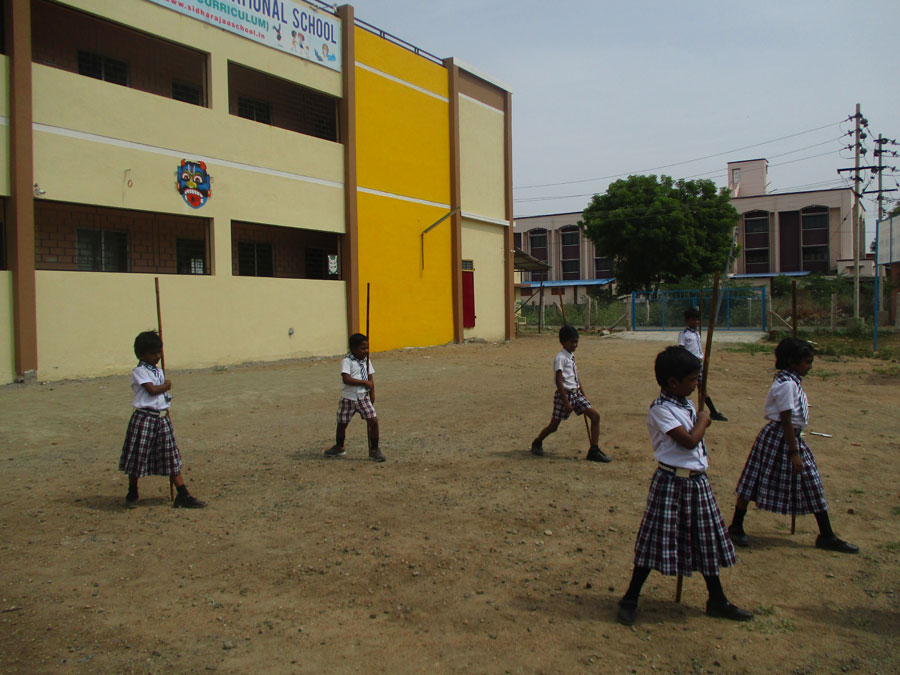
[633,469,736,577]
[735,421,827,515]
[551,389,592,421]
[118,409,183,477]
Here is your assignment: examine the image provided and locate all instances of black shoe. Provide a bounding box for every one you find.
[815,535,859,554]
[705,599,753,621]
[369,448,386,462]
[530,440,544,456]
[728,525,749,547]
[586,448,611,463]
[173,494,206,509]
[617,599,637,626]
[125,492,138,509]
[710,412,728,422]
[324,444,346,458]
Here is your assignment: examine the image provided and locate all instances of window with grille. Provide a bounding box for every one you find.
[76,229,128,272]
[176,239,206,275]
[801,206,829,230]
[237,242,274,277]
[172,80,203,106]
[77,50,128,86]
[528,230,548,282]
[594,256,613,278]
[560,226,580,280]
[305,248,328,279]
[237,96,271,124]
[462,260,474,271]
[743,210,770,273]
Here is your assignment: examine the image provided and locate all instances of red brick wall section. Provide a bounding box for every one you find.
[34,201,209,274]
[231,221,339,278]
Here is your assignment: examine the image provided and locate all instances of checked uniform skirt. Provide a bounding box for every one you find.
[118,409,183,477]
[633,469,736,577]
[735,421,827,515]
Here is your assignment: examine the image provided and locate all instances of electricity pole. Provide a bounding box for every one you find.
[853,104,861,319]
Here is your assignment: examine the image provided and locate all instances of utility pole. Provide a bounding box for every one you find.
[853,104,861,319]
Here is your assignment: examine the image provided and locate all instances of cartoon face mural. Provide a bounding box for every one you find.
[176,160,211,209]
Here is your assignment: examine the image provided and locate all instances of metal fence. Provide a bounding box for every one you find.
[631,287,767,331]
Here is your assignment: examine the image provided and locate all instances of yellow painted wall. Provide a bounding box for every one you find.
[0,272,14,383]
[0,55,9,196]
[356,192,454,350]
[354,27,454,350]
[459,96,506,221]
[35,271,346,381]
[461,220,506,341]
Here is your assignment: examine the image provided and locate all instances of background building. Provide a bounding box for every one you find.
[0,0,513,383]
[513,212,613,306]
[729,158,867,278]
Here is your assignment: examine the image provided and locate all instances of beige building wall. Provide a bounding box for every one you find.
[0,273,14,383]
[35,271,346,380]
[461,219,506,341]
[459,95,506,221]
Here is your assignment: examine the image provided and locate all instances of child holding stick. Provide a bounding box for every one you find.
[325,333,384,462]
[119,331,206,509]
[530,325,609,462]
[617,346,751,625]
[679,307,727,421]
[728,338,858,553]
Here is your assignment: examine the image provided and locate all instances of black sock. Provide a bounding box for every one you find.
[589,444,599,451]
[622,566,651,605]
[369,437,379,451]
[703,574,727,604]
[176,484,188,497]
[730,506,747,531]
[814,510,834,539]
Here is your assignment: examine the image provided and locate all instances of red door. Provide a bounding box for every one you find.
[462,270,475,328]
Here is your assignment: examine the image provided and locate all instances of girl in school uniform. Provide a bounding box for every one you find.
[617,346,752,626]
[728,337,857,553]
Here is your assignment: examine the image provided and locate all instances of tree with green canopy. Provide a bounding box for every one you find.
[580,174,739,292]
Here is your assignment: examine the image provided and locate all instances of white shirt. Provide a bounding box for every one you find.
[131,362,170,410]
[647,392,709,472]
[553,349,579,391]
[764,370,809,429]
[678,327,703,360]
[341,354,374,401]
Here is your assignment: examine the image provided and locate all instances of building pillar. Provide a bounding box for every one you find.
[503,91,514,340]
[443,58,463,343]
[6,0,38,381]
[337,5,359,334]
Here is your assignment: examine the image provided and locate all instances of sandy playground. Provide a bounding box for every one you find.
[1,332,898,673]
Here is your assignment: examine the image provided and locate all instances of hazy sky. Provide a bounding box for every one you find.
[345,0,899,244]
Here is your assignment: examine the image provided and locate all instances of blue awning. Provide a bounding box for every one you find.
[729,272,810,279]
[518,278,615,288]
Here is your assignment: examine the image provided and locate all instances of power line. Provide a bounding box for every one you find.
[514,120,845,190]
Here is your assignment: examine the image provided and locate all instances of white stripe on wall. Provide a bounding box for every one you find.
[355,61,449,103]
[459,93,504,115]
[33,123,344,190]
[357,185,450,210]
[462,211,510,227]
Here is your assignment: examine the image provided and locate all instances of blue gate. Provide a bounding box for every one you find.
[631,287,767,331]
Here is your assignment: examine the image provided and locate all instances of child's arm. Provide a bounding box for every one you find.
[141,380,172,396]
[555,370,572,412]
[666,410,710,450]
[780,409,803,474]
[341,372,374,390]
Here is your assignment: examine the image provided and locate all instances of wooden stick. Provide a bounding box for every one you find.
[676,272,720,604]
[366,281,371,386]
[559,300,568,326]
[792,280,798,337]
[155,278,174,503]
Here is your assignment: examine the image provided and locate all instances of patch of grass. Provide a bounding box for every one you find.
[723,342,773,356]
[741,615,797,634]
[893,506,900,517]
[850,488,865,495]
[753,605,778,616]
[883,541,900,551]
[807,370,838,380]
[872,364,900,378]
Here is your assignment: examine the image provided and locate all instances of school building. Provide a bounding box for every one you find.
[513,158,867,301]
[0,0,514,383]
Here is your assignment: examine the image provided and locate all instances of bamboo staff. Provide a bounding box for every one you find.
[675,272,720,603]
[559,301,592,444]
[155,277,174,503]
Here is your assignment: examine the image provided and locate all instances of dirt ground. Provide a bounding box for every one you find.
[1,332,898,674]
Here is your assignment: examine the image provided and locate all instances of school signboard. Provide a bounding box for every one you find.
[876,215,900,265]
[145,0,341,72]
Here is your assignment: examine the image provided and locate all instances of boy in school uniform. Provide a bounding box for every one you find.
[678,307,727,421]
[325,333,384,462]
[119,331,205,509]
[530,325,610,463]
[617,346,751,625]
